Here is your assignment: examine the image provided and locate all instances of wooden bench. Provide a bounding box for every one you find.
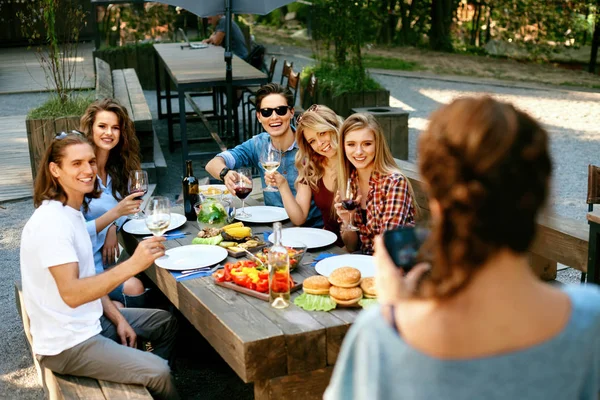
[95,57,166,186]
[395,159,589,280]
[14,283,152,400]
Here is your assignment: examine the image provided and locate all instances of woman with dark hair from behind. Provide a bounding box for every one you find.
[80,98,147,308]
[325,97,600,400]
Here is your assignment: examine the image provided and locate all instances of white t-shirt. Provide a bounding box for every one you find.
[20,200,102,356]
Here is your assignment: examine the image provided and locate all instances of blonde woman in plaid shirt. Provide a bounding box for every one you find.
[334,113,417,254]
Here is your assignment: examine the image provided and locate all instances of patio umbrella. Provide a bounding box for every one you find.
[154,0,295,141]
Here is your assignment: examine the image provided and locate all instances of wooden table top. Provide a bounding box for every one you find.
[153,43,267,86]
[121,204,360,385]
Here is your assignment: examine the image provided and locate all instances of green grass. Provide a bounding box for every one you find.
[28,92,94,119]
[362,55,422,71]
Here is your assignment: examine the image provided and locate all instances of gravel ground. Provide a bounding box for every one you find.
[1,46,597,398]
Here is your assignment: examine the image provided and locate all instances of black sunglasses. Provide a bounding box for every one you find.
[54,130,84,140]
[259,106,291,118]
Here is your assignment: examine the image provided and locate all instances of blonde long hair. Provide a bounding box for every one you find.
[338,113,419,216]
[295,104,343,192]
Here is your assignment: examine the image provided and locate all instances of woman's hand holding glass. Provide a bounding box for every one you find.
[260,145,282,192]
[113,192,144,219]
[334,192,362,232]
[264,171,288,189]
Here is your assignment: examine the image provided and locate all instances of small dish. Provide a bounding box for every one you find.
[255,240,307,270]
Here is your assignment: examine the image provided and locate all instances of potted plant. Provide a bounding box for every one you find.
[18,0,93,181]
[301,0,389,117]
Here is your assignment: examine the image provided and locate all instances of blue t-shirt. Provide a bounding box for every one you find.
[325,285,600,400]
[216,16,249,60]
[217,132,323,228]
[82,174,127,274]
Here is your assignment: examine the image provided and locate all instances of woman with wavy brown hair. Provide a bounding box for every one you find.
[334,113,416,254]
[325,97,600,400]
[265,104,344,244]
[80,98,147,308]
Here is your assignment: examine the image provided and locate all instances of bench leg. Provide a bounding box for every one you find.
[254,367,333,400]
[178,91,189,172]
[529,253,557,281]
[588,222,599,284]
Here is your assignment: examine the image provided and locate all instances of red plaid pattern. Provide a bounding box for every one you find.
[350,170,415,254]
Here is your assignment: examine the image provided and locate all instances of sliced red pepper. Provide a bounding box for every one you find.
[213,270,226,282]
[256,279,269,293]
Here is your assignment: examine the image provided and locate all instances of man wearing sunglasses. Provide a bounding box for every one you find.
[206,83,323,228]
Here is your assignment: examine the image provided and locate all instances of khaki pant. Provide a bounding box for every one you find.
[38,308,179,400]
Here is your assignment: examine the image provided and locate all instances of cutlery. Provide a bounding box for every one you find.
[180,266,212,275]
[143,232,190,240]
[176,264,223,280]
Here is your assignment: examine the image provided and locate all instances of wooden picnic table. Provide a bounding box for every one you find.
[121,201,360,400]
[153,43,268,169]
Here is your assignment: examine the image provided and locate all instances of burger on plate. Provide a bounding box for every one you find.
[328,266,361,288]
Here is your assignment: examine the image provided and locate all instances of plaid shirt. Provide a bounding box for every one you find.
[350,169,415,255]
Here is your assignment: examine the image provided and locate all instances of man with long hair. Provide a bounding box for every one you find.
[20,133,179,399]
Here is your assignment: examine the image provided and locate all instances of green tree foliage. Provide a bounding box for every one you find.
[17,0,87,104]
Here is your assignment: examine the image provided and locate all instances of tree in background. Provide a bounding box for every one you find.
[17,0,87,104]
[430,0,457,51]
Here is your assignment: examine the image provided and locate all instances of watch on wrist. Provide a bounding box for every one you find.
[219,167,231,182]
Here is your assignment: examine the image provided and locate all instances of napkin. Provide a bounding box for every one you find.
[262,230,273,242]
[171,269,214,282]
[310,252,337,267]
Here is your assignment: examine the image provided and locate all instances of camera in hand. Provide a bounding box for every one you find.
[383,226,430,272]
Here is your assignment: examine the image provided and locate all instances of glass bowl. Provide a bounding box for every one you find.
[255,240,307,270]
[194,198,235,231]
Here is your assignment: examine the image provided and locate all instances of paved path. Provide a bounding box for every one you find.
[0,43,94,94]
[0,115,32,202]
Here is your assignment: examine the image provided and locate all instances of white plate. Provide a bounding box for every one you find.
[123,213,187,235]
[268,227,337,249]
[155,245,228,271]
[198,184,232,198]
[235,206,289,224]
[315,254,376,278]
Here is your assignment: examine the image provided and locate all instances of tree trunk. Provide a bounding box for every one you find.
[485,4,492,44]
[430,0,454,51]
[590,8,600,74]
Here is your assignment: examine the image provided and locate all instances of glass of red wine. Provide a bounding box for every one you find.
[234,168,253,218]
[341,178,360,232]
[128,170,148,219]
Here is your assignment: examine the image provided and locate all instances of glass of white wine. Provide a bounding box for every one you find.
[260,143,282,193]
[145,196,171,237]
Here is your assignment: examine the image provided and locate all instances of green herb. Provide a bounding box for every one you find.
[358,298,378,309]
[294,293,337,312]
[192,236,223,245]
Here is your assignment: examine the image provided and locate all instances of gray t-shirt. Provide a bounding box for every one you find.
[216,16,249,60]
[325,285,600,400]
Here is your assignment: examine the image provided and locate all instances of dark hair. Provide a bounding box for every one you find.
[418,96,552,298]
[255,83,294,110]
[80,98,140,201]
[34,134,100,209]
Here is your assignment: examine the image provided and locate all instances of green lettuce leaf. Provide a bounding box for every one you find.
[294,293,337,312]
[192,235,223,245]
[358,298,378,309]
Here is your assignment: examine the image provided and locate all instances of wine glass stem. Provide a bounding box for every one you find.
[242,199,245,213]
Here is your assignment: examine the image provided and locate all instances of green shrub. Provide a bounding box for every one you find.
[362,55,421,71]
[301,63,382,98]
[28,93,94,119]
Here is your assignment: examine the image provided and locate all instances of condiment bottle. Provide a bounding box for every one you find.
[268,222,290,308]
